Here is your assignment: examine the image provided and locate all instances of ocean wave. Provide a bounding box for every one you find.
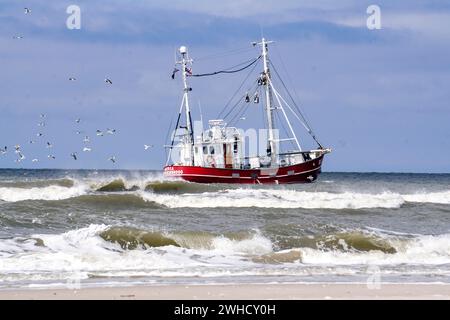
[300,233,450,265]
[1,225,450,283]
[139,189,406,209]
[402,191,450,204]
[0,178,74,188]
[0,175,448,209]
[0,184,88,202]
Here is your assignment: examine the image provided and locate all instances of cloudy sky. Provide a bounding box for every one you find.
[1,0,449,172]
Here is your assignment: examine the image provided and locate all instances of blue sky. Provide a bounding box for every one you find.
[0,0,449,172]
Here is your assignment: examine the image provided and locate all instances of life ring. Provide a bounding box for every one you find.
[206,155,216,168]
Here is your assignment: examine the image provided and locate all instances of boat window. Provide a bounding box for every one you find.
[194,147,198,154]
[234,138,238,154]
[209,146,215,155]
[203,146,208,155]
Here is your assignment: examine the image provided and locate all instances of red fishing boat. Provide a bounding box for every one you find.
[164,39,331,184]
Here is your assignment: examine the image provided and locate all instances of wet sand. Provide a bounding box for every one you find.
[0,283,449,300]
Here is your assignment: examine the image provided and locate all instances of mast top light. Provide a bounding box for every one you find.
[179,46,187,55]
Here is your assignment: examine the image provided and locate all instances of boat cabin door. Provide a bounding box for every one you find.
[223,144,233,168]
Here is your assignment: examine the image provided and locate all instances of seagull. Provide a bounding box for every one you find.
[0,146,7,154]
[144,144,153,150]
[36,133,43,137]
[106,128,116,135]
[83,136,90,143]
[68,77,76,81]
[75,118,81,123]
[83,147,91,152]
[18,152,25,160]
[96,130,103,136]
[14,145,21,153]
[40,113,46,118]
[105,78,112,85]
[32,158,39,162]
[29,140,35,144]
[108,156,116,163]
[70,152,77,160]
[24,8,31,14]
[13,35,23,39]
[239,117,246,121]
[46,142,53,148]
[75,131,82,135]
[48,155,55,160]
[38,121,45,127]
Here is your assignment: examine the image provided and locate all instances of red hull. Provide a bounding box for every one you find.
[164,155,325,184]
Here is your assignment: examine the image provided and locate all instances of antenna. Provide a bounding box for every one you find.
[198,100,204,134]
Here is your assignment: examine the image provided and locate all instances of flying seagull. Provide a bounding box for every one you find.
[70,152,77,160]
[83,136,90,143]
[144,144,153,150]
[14,145,21,153]
[40,113,46,118]
[48,155,55,160]
[106,128,116,135]
[29,140,35,144]
[96,130,103,136]
[13,35,24,39]
[36,133,43,137]
[108,156,116,163]
[68,77,77,81]
[46,142,53,148]
[32,158,39,162]
[18,152,26,161]
[83,147,91,152]
[105,78,113,85]
[75,118,81,123]
[24,8,31,14]
[38,121,45,127]
[0,146,7,154]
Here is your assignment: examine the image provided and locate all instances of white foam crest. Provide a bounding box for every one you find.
[211,233,273,255]
[301,233,450,265]
[0,184,88,202]
[139,189,405,209]
[0,225,252,279]
[1,226,450,284]
[402,191,450,204]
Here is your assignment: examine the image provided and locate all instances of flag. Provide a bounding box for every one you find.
[171,68,179,79]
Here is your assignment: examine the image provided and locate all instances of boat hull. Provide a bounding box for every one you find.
[163,155,325,184]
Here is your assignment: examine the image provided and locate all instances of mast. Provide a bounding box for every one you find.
[258,38,276,165]
[177,46,194,165]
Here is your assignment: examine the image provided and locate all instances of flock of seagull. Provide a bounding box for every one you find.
[1,114,122,164]
[1,114,154,165]
[2,7,155,166]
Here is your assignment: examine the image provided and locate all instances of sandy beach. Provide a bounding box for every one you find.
[0,283,449,300]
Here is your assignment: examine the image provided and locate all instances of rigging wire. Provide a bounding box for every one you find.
[272,44,313,126]
[269,60,323,148]
[218,59,260,119]
[190,56,261,77]
[274,107,296,151]
[195,46,256,62]
[222,78,259,121]
[228,81,259,125]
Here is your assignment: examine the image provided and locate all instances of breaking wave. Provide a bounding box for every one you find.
[1,225,450,284]
[0,184,88,202]
[0,177,449,209]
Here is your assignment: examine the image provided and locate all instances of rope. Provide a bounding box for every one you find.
[191,56,261,77]
[218,59,260,119]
